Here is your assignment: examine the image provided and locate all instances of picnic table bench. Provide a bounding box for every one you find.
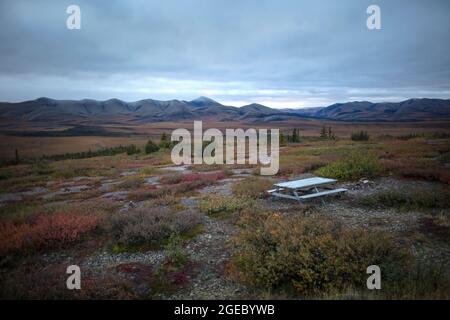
[268,177,347,202]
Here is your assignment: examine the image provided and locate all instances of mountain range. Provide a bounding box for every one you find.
[0,97,449,128]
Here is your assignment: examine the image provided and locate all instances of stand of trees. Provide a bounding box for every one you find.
[320,125,336,140]
[30,144,142,162]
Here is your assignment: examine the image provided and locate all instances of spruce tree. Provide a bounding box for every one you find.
[320,125,327,139]
[279,132,287,146]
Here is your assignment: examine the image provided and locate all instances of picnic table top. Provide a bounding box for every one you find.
[274,177,337,189]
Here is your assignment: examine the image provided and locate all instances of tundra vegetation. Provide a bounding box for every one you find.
[0,129,449,299]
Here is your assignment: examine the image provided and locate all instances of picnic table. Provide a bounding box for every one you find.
[268,177,347,202]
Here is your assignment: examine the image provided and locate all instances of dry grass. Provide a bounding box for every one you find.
[0,135,150,160]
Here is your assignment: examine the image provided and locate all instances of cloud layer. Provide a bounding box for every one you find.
[0,0,449,107]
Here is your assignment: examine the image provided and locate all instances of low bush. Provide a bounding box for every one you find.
[51,167,91,179]
[358,190,450,210]
[276,164,305,176]
[199,195,254,216]
[164,234,190,267]
[145,140,160,154]
[0,262,137,299]
[126,144,141,155]
[420,213,450,241]
[127,187,165,201]
[0,170,12,180]
[351,131,369,141]
[0,199,116,224]
[148,234,192,297]
[232,177,274,199]
[31,160,54,175]
[141,167,158,175]
[40,144,140,161]
[382,159,450,184]
[148,194,179,207]
[315,150,382,180]
[160,171,226,185]
[439,151,450,164]
[0,212,100,257]
[128,178,218,201]
[229,213,449,298]
[116,177,144,190]
[108,207,202,247]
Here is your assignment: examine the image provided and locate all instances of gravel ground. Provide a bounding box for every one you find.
[82,250,166,275]
[168,215,250,299]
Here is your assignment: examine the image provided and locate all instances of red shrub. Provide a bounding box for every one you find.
[180,173,200,182]
[171,270,189,285]
[199,171,226,182]
[0,212,99,257]
[1,262,137,299]
[161,171,226,184]
[382,159,450,184]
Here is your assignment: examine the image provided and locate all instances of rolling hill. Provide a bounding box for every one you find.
[0,97,449,129]
[310,98,450,121]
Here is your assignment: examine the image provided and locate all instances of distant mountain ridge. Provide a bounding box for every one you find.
[311,98,450,121]
[0,97,449,128]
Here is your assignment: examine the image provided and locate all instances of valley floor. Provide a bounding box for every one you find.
[0,136,449,299]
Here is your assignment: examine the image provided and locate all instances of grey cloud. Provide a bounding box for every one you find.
[0,0,449,107]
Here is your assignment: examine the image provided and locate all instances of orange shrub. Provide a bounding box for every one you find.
[0,212,99,257]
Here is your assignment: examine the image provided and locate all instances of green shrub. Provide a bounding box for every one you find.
[51,167,91,179]
[145,140,160,154]
[41,145,139,161]
[148,233,192,298]
[232,177,274,199]
[199,195,253,216]
[359,190,450,210]
[230,213,449,298]
[420,213,450,241]
[159,132,173,149]
[141,167,158,175]
[30,160,54,175]
[351,131,369,141]
[126,144,141,155]
[0,170,12,180]
[315,150,382,180]
[381,259,450,299]
[439,151,450,164]
[164,234,189,267]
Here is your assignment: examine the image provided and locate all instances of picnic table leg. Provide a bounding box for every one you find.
[314,187,326,205]
[293,190,302,203]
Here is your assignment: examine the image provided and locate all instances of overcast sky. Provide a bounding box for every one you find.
[0,0,449,108]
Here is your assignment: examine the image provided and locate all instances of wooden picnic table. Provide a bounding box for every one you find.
[268,177,347,202]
